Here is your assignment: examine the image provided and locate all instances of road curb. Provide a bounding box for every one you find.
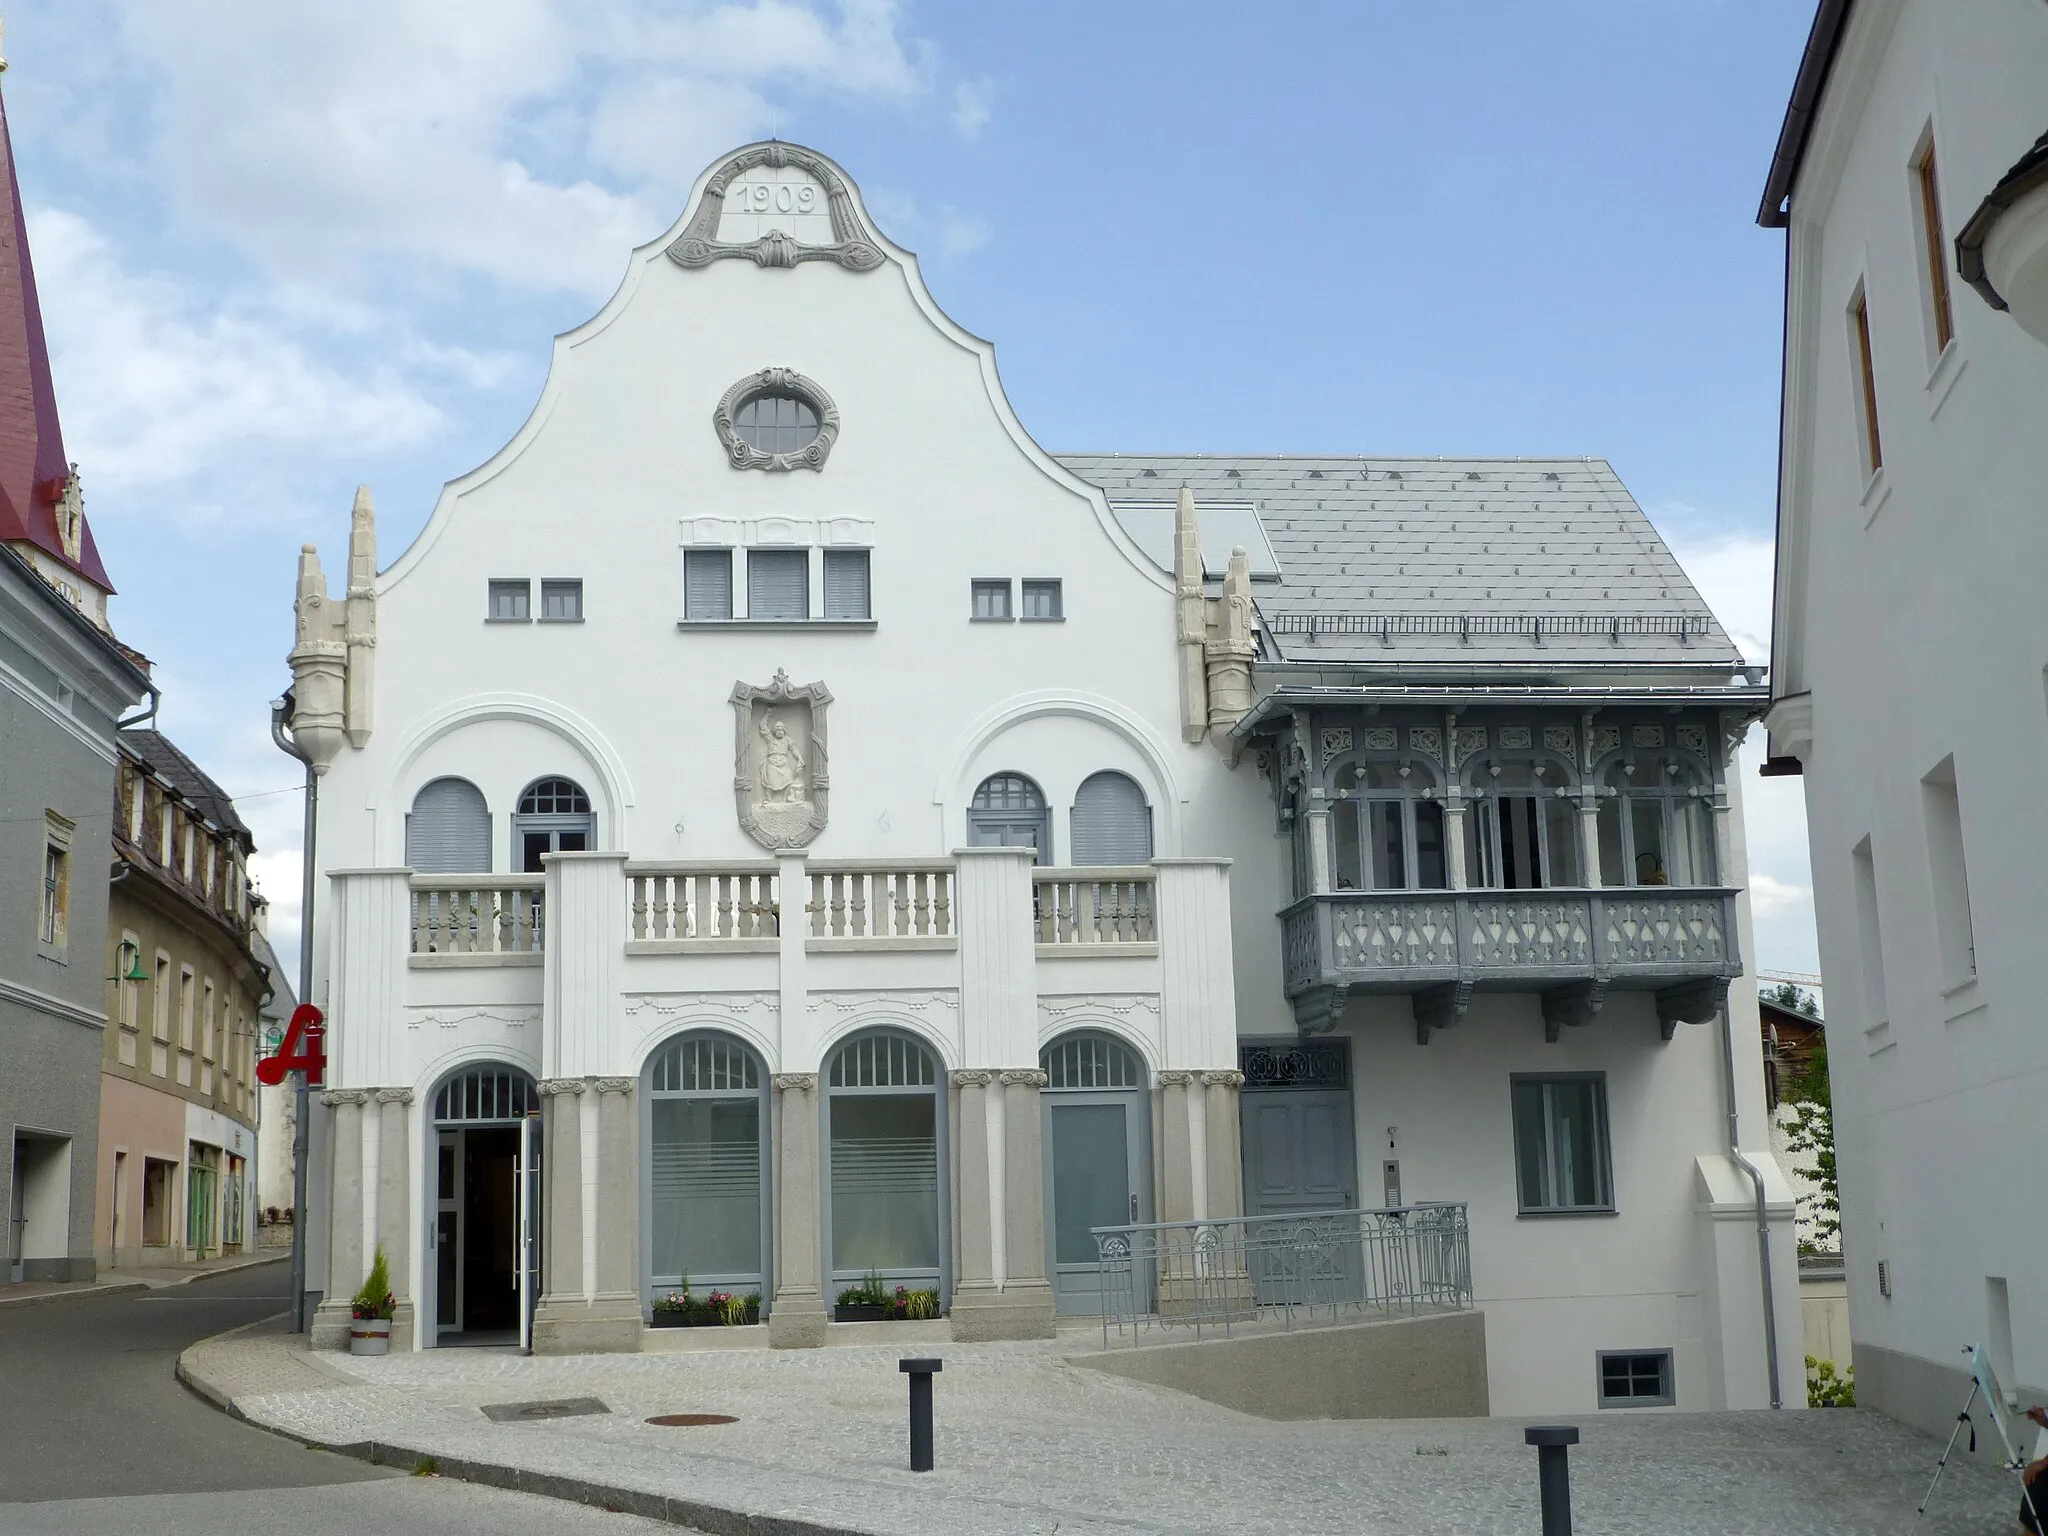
[176,1327,876,1536]
[0,1280,146,1310]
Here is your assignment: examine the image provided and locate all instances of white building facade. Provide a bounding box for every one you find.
[288,140,1797,1415]
[1760,0,2048,1440]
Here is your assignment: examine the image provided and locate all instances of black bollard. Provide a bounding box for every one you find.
[900,1357,942,1472]
[1524,1425,1579,1535]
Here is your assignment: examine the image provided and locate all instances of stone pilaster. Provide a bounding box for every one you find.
[1200,1071,1245,1221]
[310,1089,368,1349]
[530,1076,638,1354]
[991,1068,1056,1338]
[949,1071,996,1297]
[531,1079,588,1352]
[375,1088,415,1350]
[769,1073,827,1348]
[1158,1071,1197,1224]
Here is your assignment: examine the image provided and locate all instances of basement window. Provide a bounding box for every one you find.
[1597,1349,1674,1408]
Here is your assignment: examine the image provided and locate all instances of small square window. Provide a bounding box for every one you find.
[539,579,583,622]
[748,549,809,621]
[1021,579,1063,621]
[822,549,871,621]
[971,579,1012,621]
[1597,1349,1674,1408]
[488,579,531,622]
[684,549,733,620]
[1511,1074,1614,1214]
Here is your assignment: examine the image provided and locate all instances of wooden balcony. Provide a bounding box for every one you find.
[1279,887,1742,1040]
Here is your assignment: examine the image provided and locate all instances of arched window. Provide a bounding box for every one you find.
[646,1033,768,1302]
[1330,759,1447,891]
[968,773,1050,864]
[1070,772,1153,866]
[431,1064,536,1123]
[1597,753,1715,887]
[407,778,491,874]
[1041,1031,1143,1089]
[513,777,595,873]
[1465,756,1582,889]
[824,1031,945,1296]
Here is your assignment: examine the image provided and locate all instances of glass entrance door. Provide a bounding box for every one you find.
[435,1129,462,1338]
[1044,1093,1148,1315]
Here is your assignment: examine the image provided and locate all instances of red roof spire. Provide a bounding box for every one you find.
[0,60,112,595]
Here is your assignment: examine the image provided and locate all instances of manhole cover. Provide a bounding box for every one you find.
[480,1397,611,1423]
[646,1413,738,1427]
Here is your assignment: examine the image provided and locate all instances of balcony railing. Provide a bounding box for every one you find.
[1092,1203,1473,1348]
[410,877,544,957]
[1281,886,1742,1032]
[807,861,955,941]
[1033,868,1157,946]
[627,865,779,942]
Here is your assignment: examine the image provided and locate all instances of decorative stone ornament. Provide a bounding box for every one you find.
[732,670,832,850]
[667,142,885,273]
[713,368,840,473]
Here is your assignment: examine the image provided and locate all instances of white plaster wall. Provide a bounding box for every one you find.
[1775,0,2048,1405]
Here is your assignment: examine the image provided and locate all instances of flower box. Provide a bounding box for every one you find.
[834,1303,895,1323]
[651,1304,760,1328]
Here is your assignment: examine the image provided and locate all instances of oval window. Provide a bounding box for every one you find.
[734,394,820,455]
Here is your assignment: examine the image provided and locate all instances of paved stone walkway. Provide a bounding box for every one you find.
[182,1325,2029,1536]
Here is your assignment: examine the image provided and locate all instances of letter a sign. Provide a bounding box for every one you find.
[255,1003,326,1087]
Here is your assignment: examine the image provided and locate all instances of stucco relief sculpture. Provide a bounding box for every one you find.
[732,670,831,849]
[666,143,885,272]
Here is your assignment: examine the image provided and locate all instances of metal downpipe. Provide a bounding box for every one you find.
[272,695,317,1334]
[1721,1002,1783,1408]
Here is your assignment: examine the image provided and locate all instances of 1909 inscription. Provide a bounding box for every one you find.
[729,181,818,215]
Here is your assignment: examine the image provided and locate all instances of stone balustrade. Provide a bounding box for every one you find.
[626,863,780,945]
[806,860,955,943]
[1032,867,1158,946]
[408,876,545,959]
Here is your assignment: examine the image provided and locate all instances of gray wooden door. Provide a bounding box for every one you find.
[1241,1088,1359,1304]
[1043,1091,1148,1316]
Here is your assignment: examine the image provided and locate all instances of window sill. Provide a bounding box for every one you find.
[537,617,585,625]
[1515,1206,1618,1219]
[35,940,67,965]
[1859,465,1891,528]
[676,619,876,632]
[484,616,532,625]
[1941,975,1984,1023]
[1924,339,1966,419]
[1020,615,1066,623]
[969,615,1015,624]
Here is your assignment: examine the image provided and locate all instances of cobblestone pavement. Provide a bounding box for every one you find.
[178,1326,2033,1536]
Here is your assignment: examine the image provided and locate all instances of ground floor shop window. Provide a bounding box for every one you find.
[1510,1074,1613,1214]
[825,1031,944,1296]
[142,1158,172,1246]
[187,1144,219,1255]
[647,1032,767,1299]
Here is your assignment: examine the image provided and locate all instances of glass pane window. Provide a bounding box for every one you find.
[487,579,530,621]
[971,579,1012,620]
[1021,579,1062,620]
[1367,801,1406,889]
[1596,752,1715,887]
[1599,1351,1675,1408]
[1414,801,1448,890]
[1511,1076,1613,1213]
[1328,759,1444,892]
[822,549,871,621]
[1050,1103,1129,1265]
[539,579,583,621]
[829,1094,939,1273]
[651,1098,761,1281]
[969,772,1049,861]
[734,393,819,454]
[748,549,809,621]
[684,549,734,620]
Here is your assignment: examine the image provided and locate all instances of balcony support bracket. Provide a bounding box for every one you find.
[1540,978,1610,1043]
[1655,977,1730,1040]
[1291,985,1350,1036]
[1412,979,1473,1044]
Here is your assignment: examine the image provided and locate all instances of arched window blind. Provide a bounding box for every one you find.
[406,778,491,874]
[1069,772,1153,866]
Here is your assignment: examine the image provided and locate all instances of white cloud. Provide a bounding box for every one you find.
[1662,523,1774,666]
[866,188,991,264]
[952,78,993,138]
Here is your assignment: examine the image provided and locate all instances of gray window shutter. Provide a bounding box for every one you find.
[406,778,491,873]
[748,550,808,620]
[1071,772,1152,865]
[685,550,733,619]
[822,550,870,621]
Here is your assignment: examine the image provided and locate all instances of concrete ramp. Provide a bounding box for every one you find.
[1071,1308,1489,1420]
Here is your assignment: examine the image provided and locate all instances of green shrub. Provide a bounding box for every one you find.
[1806,1355,1855,1407]
[351,1245,395,1321]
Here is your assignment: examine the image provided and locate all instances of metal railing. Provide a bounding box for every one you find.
[628,865,780,941]
[1091,1202,1472,1347]
[409,877,545,956]
[1033,868,1157,945]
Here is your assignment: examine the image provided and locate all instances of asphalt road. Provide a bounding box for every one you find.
[0,1262,679,1533]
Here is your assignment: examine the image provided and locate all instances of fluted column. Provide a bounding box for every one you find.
[1201,1071,1245,1221]
[309,1089,368,1349]
[375,1088,415,1350]
[768,1072,827,1348]
[594,1078,638,1307]
[950,1071,996,1295]
[528,1074,640,1354]
[1158,1071,1197,1224]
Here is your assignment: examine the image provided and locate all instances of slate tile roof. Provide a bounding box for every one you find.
[121,727,252,843]
[1055,454,1742,668]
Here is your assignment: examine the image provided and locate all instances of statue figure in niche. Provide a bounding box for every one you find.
[731,671,832,850]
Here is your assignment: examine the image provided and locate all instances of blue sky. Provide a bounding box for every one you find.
[7,0,1821,985]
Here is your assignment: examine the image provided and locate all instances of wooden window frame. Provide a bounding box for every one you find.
[1850,285,1884,478]
[1914,138,1954,355]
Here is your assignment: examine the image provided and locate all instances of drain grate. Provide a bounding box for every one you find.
[480,1396,611,1423]
[646,1413,738,1427]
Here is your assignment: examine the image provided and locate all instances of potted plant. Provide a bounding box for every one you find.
[834,1272,941,1322]
[350,1245,396,1356]
[651,1281,693,1328]
[651,1281,763,1327]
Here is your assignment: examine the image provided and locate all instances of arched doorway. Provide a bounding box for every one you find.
[643,1032,770,1313]
[428,1063,538,1346]
[1039,1031,1150,1315]
[823,1031,947,1306]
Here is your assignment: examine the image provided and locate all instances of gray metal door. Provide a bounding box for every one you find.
[1043,1091,1148,1316]
[1241,1088,1359,1304]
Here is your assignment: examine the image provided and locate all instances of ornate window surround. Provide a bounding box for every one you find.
[714,367,841,474]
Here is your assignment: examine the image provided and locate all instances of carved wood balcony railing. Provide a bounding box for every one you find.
[409,877,545,959]
[1280,887,1742,1040]
[1033,868,1158,947]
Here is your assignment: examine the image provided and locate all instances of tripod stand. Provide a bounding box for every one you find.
[1919,1346,2045,1526]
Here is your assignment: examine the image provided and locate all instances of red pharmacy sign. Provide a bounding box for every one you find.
[255,1003,326,1087]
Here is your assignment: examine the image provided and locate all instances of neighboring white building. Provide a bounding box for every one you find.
[284,139,1797,1415]
[1760,0,2048,1441]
